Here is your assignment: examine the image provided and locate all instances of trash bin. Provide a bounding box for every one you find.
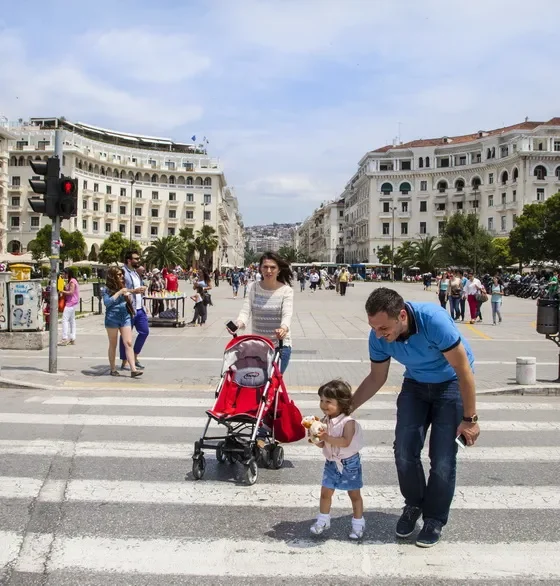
[9,264,32,281]
[536,298,558,335]
[93,282,102,298]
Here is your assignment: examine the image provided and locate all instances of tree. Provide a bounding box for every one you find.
[393,240,415,268]
[99,232,141,264]
[194,225,219,268]
[438,212,493,271]
[376,245,393,265]
[244,245,260,266]
[277,246,303,263]
[143,236,185,269]
[88,245,98,262]
[411,236,442,273]
[489,237,514,269]
[27,225,86,264]
[64,231,86,263]
[179,227,197,268]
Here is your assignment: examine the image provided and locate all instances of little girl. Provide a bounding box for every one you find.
[188,285,205,326]
[310,379,365,540]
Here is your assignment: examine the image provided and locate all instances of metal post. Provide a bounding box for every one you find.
[473,189,478,275]
[130,179,135,246]
[391,206,396,281]
[48,132,63,373]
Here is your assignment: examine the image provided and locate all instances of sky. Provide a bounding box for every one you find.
[1,0,559,226]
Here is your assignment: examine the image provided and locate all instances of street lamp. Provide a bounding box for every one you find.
[129,178,135,247]
[472,188,479,275]
[391,205,397,281]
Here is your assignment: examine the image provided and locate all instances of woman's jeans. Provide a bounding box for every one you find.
[62,305,77,341]
[438,292,447,308]
[278,345,292,374]
[491,301,502,323]
[394,378,463,525]
[449,296,460,319]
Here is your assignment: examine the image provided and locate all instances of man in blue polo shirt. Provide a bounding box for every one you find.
[352,288,480,548]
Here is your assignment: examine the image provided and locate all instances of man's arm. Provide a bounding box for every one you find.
[443,342,480,446]
[352,359,391,411]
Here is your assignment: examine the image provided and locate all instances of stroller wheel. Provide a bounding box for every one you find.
[243,457,258,485]
[270,445,285,470]
[192,456,206,480]
[216,442,226,463]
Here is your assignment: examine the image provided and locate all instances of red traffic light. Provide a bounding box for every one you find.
[61,179,75,194]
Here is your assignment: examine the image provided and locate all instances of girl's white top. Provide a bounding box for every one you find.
[464,277,482,296]
[237,282,294,347]
[322,413,363,472]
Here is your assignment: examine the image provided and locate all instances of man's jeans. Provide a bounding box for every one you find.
[119,308,149,361]
[394,378,463,525]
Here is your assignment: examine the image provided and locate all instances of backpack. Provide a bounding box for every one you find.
[203,292,211,306]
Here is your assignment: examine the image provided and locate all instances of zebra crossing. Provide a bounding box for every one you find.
[1,388,560,584]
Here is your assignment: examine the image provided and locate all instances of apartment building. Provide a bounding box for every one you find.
[296,200,345,263]
[341,118,560,264]
[0,123,16,254]
[5,117,244,267]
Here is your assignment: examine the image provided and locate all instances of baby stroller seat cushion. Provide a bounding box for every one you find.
[231,356,267,388]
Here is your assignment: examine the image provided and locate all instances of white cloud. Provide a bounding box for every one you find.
[84,28,211,83]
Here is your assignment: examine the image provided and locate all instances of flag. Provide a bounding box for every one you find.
[203,136,209,144]
[191,135,196,141]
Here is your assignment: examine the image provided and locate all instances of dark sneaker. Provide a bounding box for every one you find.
[416,519,443,548]
[135,361,145,370]
[395,505,422,538]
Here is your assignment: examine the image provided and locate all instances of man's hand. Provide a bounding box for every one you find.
[132,286,146,294]
[456,421,480,446]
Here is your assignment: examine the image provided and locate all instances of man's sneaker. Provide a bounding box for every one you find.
[310,519,330,536]
[395,505,422,538]
[135,361,145,370]
[415,519,443,548]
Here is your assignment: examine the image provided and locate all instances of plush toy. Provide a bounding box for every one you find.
[301,415,327,445]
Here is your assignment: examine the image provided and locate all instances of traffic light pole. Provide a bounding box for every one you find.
[48,130,63,373]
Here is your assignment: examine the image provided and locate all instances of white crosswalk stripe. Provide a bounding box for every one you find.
[1,390,560,584]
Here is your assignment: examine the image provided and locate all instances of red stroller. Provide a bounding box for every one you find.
[190,334,304,485]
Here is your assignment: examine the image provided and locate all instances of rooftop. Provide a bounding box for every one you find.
[372,118,560,154]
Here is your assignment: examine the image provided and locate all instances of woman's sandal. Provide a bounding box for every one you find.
[131,371,143,378]
[110,370,120,377]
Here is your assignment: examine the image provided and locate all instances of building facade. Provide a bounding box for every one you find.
[296,200,345,263]
[0,123,16,255]
[5,117,244,267]
[340,118,560,263]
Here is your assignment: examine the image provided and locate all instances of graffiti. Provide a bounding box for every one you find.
[8,281,43,331]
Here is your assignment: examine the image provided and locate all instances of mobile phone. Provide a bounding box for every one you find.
[226,320,238,332]
[455,434,467,449]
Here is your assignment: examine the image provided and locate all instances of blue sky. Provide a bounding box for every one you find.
[1,0,559,225]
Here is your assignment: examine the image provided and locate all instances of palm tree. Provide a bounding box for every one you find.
[394,240,415,268]
[195,225,219,268]
[143,236,185,269]
[411,236,442,273]
[179,227,197,268]
[278,246,302,263]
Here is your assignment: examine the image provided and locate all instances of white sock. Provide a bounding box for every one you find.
[317,513,330,525]
[352,517,365,527]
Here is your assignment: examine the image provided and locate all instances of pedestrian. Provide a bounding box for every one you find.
[352,288,479,547]
[437,272,449,309]
[491,276,503,325]
[298,270,306,292]
[449,271,462,320]
[103,267,143,378]
[119,250,149,371]
[231,266,241,299]
[338,267,349,296]
[148,268,165,316]
[309,269,320,292]
[58,268,80,346]
[548,270,558,299]
[309,380,365,540]
[213,267,220,287]
[464,272,484,324]
[188,284,205,326]
[233,251,293,373]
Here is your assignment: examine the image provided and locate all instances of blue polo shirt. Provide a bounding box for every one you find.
[369,302,474,383]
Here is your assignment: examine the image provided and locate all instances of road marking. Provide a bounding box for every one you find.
[1,533,555,579]
[1,440,560,462]
[2,413,560,431]
[465,323,493,340]
[24,396,560,411]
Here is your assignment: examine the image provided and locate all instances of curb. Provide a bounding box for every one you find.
[0,376,61,391]
[478,384,560,396]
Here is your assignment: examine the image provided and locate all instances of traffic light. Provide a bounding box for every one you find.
[58,176,78,219]
[28,156,60,218]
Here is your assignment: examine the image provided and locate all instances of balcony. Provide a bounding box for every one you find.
[105,192,117,201]
[167,216,179,223]
[506,201,518,210]
[378,211,393,219]
[435,191,448,199]
[8,185,23,193]
[150,199,163,205]
[398,211,411,219]
[168,199,180,206]
[434,209,447,217]
[105,212,117,220]
[8,203,22,211]
[494,203,506,212]
[150,216,163,223]
[92,192,103,200]
[82,209,92,216]
[379,192,393,200]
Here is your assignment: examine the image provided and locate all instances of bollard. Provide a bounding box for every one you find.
[80,298,83,313]
[91,297,94,312]
[516,356,537,385]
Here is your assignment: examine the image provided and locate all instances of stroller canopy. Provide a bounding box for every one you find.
[222,335,276,388]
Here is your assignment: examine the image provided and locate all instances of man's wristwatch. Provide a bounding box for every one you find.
[462,414,479,423]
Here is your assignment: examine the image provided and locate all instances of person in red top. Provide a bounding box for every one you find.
[164,267,179,292]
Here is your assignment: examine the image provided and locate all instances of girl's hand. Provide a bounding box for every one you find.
[317,428,328,443]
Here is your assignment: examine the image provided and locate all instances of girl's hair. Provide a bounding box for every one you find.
[259,251,292,287]
[318,380,353,415]
[65,268,75,280]
[196,285,204,296]
[105,266,123,294]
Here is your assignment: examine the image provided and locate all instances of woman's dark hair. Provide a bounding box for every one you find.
[196,285,204,296]
[259,251,292,286]
[318,380,353,416]
[106,266,135,317]
[365,287,405,319]
[199,265,211,284]
[64,268,75,281]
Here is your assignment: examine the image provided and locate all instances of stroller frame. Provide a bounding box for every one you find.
[189,335,285,485]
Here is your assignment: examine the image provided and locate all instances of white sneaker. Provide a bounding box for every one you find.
[310,520,330,535]
[349,522,365,540]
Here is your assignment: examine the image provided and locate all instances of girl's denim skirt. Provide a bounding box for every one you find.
[321,453,362,491]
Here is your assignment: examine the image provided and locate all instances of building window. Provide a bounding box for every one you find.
[105,223,111,232]
[152,191,159,200]
[83,180,87,189]
[472,200,479,208]
[169,192,176,201]
[418,157,424,168]
[135,208,142,216]
[187,193,194,202]
[488,173,494,184]
[425,156,430,167]
[488,195,494,207]
[513,214,518,224]
[31,217,40,228]
[513,168,519,182]
[339,210,344,217]
[135,225,141,235]
[420,181,427,191]
[380,182,393,194]
[383,202,390,212]
[183,162,194,171]
[204,194,212,204]
[500,146,508,158]
[420,201,427,212]
[135,189,142,198]
[165,161,176,170]
[11,197,20,206]
[93,221,98,232]
[382,223,390,235]
[439,157,450,168]
[400,161,411,171]
[151,209,158,218]
[501,193,506,204]
[488,217,494,230]
[151,226,158,236]
[120,206,126,215]
[534,165,547,180]
[93,183,99,192]
[401,222,408,235]
[204,211,211,221]
[186,210,194,219]
[513,190,517,201]
[119,224,125,234]
[554,140,560,152]
[537,188,545,201]
[169,210,177,219]
[82,220,87,230]
[457,202,464,210]
[168,227,176,236]
[401,202,408,212]
[11,176,20,186]
[436,203,446,211]
[106,185,112,195]
[106,204,112,213]
[500,216,506,231]
[93,202,99,211]
[120,187,126,196]
[419,222,426,234]
[438,221,445,234]
[437,180,448,193]
[82,201,87,210]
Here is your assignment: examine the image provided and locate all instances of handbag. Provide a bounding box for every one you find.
[272,367,306,443]
[475,289,488,303]
[58,293,66,312]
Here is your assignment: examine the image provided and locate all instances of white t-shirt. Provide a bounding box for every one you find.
[464,277,482,296]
